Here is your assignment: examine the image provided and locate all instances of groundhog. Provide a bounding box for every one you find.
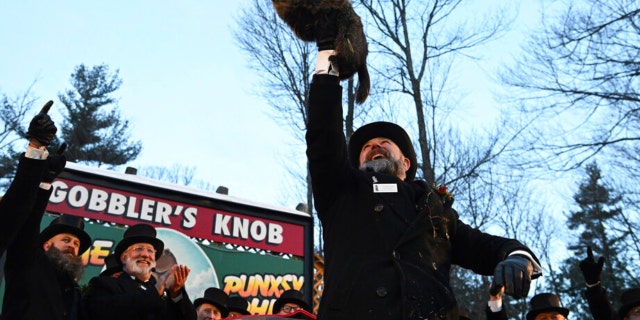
[272,0,370,104]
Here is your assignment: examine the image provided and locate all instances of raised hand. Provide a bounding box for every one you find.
[26,100,57,147]
[164,264,191,298]
[580,246,604,285]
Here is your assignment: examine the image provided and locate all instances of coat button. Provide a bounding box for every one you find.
[376,287,388,297]
[374,204,384,212]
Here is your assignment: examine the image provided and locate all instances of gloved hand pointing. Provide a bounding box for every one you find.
[26,100,57,146]
[579,246,604,286]
[492,255,533,299]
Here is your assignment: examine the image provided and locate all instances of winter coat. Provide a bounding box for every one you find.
[84,271,196,320]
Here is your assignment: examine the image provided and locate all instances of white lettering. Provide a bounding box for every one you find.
[250,221,267,242]
[232,217,249,239]
[50,181,68,203]
[68,186,89,208]
[126,197,139,218]
[156,202,173,224]
[214,214,231,235]
[182,208,197,229]
[139,199,155,222]
[267,223,284,245]
[107,193,127,215]
[88,189,109,212]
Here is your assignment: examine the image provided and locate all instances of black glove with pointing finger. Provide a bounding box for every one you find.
[492,255,533,299]
[26,100,57,146]
[580,246,604,286]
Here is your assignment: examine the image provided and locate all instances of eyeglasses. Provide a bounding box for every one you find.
[281,305,301,313]
[128,246,157,255]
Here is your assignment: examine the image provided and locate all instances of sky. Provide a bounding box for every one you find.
[0,1,546,210]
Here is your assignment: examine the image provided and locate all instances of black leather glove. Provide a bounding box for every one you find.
[580,246,604,285]
[26,100,57,146]
[43,143,67,183]
[314,9,340,50]
[492,255,533,299]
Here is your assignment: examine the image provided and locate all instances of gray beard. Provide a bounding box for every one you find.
[45,246,84,281]
[360,158,401,176]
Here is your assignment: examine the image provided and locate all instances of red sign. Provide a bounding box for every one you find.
[47,178,305,256]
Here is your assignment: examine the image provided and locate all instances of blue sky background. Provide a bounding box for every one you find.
[0,1,545,209]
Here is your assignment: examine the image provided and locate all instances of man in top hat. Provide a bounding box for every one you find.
[526,293,570,320]
[84,223,196,320]
[194,287,229,320]
[227,296,251,317]
[273,289,312,315]
[1,101,92,320]
[292,8,543,319]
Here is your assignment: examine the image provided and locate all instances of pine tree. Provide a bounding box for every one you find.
[57,64,141,166]
[556,162,628,317]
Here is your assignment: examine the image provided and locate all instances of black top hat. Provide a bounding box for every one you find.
[618,288,640,319]
[228,296,251,315]
[348,121,417,181]
[273,289,311,314]
[114,224,164,260]
[194,287,230,318]
[40,215,92,254]
[526,293,570,320]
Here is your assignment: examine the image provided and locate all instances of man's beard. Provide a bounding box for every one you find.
[361,158,404,177]
[45,246,84,281]
[122,254,156,278]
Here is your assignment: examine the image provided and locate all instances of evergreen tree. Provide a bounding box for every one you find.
[555,162,628,317]
[57,64,141,166]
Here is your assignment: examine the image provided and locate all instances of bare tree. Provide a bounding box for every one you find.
[500,0,640,172]
[0,86,37,188]
[357,0,516,185]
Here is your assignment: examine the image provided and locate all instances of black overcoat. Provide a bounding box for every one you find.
[2,185,85,320]
[0,155,47,256]
[306,75,539,320]
[84,271,196,320]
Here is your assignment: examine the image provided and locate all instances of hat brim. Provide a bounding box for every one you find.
[272,297,312,314]
[194,298,230,318]
[348,122,417,181]
[526,307,570,320]
[114,236,164,261]
[40,224,92,254]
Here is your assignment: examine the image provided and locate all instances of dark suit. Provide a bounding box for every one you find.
[2,184,85,320]
[84,272,196,320]
[306,74,539,320]
[0,155,47,255]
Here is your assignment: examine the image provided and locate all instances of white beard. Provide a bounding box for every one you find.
[122,254,156,278]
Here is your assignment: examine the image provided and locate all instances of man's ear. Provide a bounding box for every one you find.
[402,156,411,173]
[43,241,51,251]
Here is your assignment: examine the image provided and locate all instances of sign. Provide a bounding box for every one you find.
[0,162,315,315]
